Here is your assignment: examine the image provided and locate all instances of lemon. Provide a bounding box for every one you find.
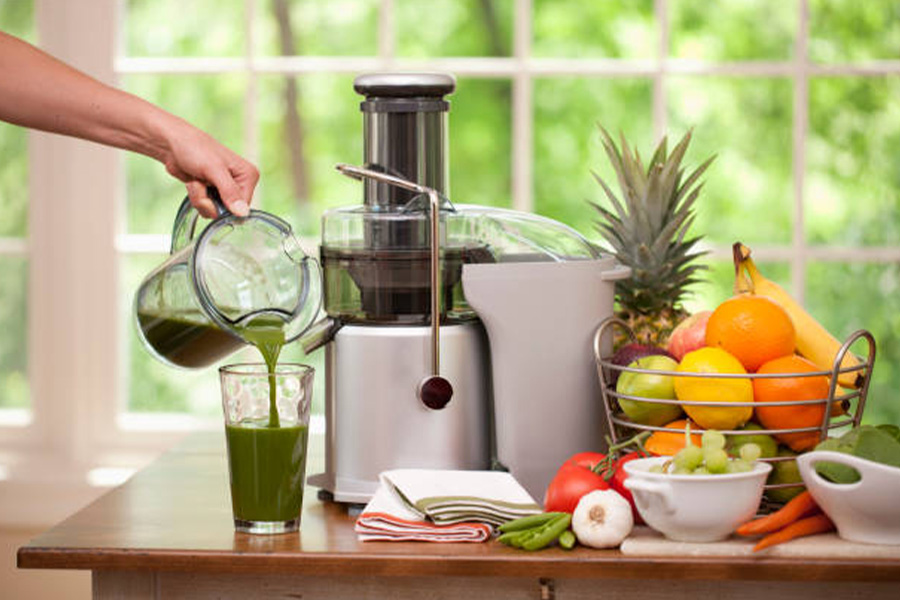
[674,347,753,430]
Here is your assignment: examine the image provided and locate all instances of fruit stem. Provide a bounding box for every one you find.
[594,431,652,479]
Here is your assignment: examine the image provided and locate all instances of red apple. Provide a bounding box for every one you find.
[666,310,712,361]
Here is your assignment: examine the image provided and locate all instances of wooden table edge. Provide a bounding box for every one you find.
[17,545,900,581]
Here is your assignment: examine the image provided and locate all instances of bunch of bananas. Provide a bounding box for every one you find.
[733,242,863,389]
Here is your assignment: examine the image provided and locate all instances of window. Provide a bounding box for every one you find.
[0,0,33,423]
[2,0,899,527]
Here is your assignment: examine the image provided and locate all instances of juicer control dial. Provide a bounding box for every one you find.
[418,376,454,410]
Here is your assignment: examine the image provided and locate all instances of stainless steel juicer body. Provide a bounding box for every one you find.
[307,74,492,503]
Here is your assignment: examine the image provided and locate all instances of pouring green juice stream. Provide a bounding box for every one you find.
[238,316,287,428]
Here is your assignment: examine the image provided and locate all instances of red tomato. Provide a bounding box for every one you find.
[543,453,610,513]
[610,452,644,524]
[567,452,607,470]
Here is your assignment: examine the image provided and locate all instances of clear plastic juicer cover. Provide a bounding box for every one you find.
[319,199,602,325]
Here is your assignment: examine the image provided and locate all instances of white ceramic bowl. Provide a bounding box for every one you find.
[797,450,900,545]
[623,456,772,542]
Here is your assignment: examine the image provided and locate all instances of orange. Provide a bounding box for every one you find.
[753,355,830,452]
[674,347,754,430]
[644,419,704,456]
[705,295,796,372]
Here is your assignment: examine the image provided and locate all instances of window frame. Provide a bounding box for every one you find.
[3,0,900,528]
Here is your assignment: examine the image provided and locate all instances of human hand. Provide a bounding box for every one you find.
[161,121,259,218]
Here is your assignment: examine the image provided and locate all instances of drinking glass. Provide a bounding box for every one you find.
[220,363,314,534]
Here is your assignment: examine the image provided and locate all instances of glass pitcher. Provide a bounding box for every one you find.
[134,189,322,369]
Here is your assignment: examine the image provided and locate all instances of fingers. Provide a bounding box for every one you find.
[185,157,258,219]
[207,165,249,218]
[163,122,259,218]
[204,154,258,218]
[186,181,219,218]
[233,159,260,212]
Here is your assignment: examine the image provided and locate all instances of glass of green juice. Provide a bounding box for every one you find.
[220,363,314,534]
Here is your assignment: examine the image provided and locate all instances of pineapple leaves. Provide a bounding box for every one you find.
[591,124,715,314]
[648,135,668,173]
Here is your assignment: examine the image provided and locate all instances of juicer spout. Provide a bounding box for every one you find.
[298,317,342,354]
[335,163,454,408]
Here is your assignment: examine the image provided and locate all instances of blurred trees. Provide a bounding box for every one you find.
[2,1,897,425]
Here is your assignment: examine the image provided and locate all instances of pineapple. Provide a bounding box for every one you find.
[591,126,714,348]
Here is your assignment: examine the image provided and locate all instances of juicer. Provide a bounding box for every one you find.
[304,74,492,503]
[305,73,631,503]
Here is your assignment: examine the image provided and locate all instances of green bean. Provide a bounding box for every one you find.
[498,512,565,533]
[522,514,572,551]
[498,528,538,548]
[558,529,576,550]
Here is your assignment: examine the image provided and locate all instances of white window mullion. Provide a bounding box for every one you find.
[792,0,811,302]
[244,0,260,166]
[652,0,669,142]
[29,0,119,459]
[512,0,533,213]
[378,0,395,65]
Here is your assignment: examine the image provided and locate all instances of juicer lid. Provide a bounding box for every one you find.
[355,73,456,113]
[448,205,603,263]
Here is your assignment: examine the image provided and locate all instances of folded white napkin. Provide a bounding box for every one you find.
[380,468,541,526]
[355,485,493,542]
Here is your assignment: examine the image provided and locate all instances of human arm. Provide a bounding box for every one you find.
[0,30,256,217]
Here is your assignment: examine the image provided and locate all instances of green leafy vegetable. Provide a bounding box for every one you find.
[814,425,900,484]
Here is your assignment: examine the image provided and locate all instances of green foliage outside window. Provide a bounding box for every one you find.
[109,1,900,426]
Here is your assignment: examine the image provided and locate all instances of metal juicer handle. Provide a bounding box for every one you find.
[335,164,454,409]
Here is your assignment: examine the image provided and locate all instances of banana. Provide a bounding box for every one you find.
[733,242,862,389]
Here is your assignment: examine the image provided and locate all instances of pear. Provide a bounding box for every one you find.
[727,423,778,459]
[765,447,805,503]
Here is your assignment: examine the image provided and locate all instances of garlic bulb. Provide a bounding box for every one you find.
[571,489,634,549]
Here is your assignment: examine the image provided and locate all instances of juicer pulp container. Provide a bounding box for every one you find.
[462,257,630,500]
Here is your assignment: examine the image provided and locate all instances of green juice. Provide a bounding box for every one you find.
[137,310,245,368]
[238,318,287,428]
[225,419,308,522]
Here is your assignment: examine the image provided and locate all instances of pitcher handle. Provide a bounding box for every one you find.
[170,186,229,253]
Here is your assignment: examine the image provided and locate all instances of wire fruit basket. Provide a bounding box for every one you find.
[592,317,876,496]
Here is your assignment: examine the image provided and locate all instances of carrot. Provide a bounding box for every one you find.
[752,513,834,552]
[736,490,818,536]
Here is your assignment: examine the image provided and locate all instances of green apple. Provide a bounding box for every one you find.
[766,447,805,503]
[727,423,778,459]
[615,355,683,426]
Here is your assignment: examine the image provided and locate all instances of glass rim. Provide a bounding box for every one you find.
[219,362,315,377]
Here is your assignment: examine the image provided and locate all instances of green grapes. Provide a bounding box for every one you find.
[673,444,704,471]
[660,429,762,476]
[701,430,727,451]
[704,448,730,474]
[739,442,762,463]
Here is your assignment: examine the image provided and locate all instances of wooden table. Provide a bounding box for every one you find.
[18,433,900,599]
